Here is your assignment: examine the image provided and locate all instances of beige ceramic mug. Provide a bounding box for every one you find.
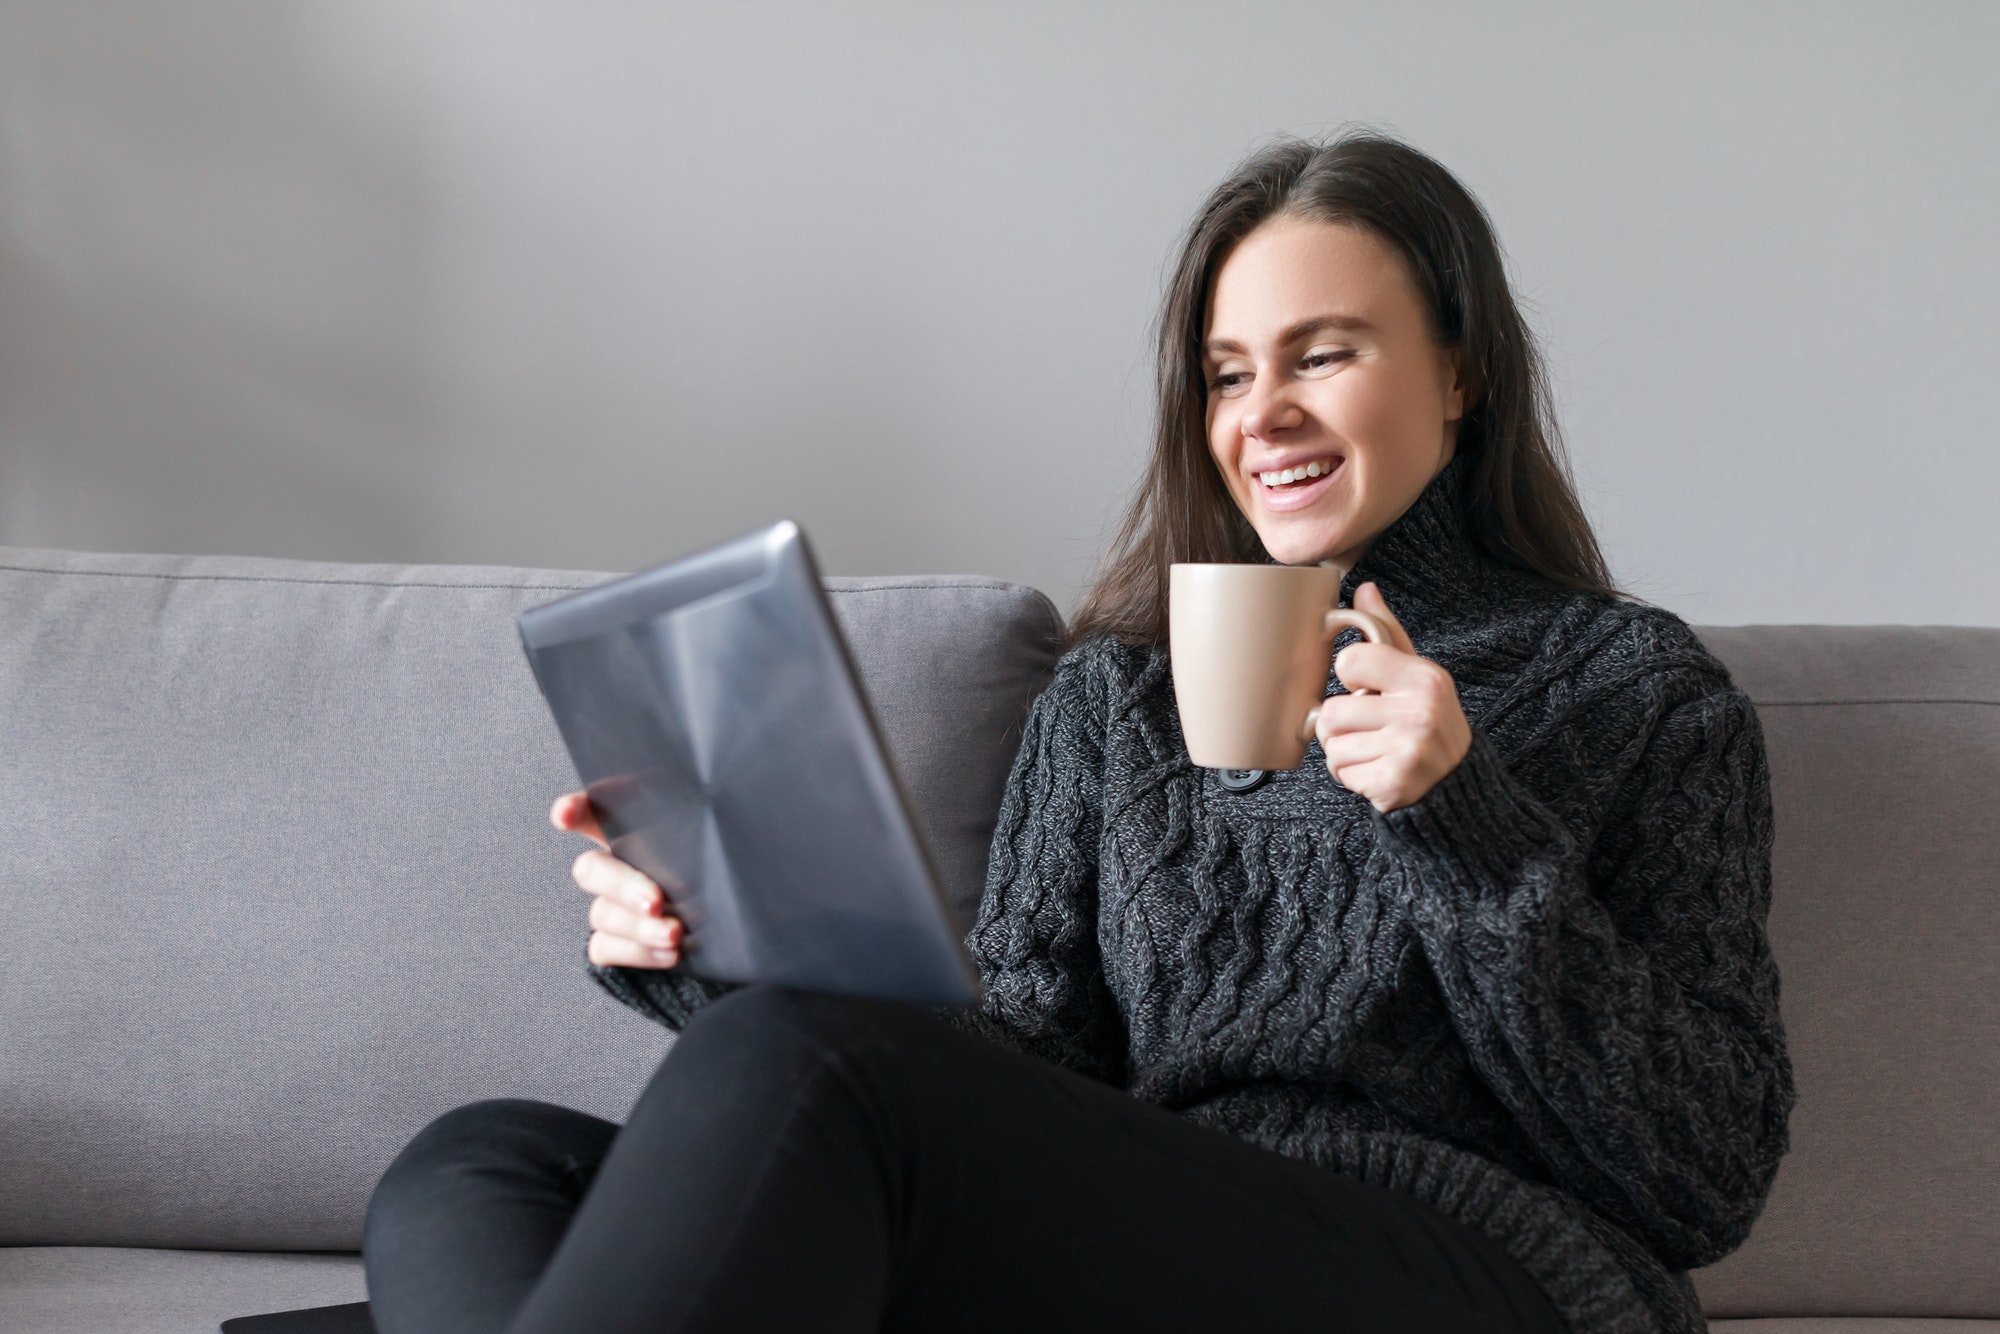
[1169,564,1392,771]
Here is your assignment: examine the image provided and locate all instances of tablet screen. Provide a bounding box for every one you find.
[519,522,980,1006]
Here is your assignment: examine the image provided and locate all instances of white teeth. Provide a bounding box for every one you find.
[1258,460,1334,488]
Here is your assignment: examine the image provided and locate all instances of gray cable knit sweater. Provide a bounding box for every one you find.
[593,457,1796,1334]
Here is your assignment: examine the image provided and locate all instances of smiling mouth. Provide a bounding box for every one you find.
[1256,455,1342,489]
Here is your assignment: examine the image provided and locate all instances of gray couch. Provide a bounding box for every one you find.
[0,547,1994,1333]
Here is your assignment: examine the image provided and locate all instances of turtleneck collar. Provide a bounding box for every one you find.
[1335,452,1517,635]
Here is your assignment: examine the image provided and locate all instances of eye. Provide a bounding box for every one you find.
[1207,369,1251,396]
[1301,348,1354,374]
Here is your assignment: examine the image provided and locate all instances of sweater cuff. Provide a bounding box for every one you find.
[1373,726,1571,893]
[588,959,735,1031]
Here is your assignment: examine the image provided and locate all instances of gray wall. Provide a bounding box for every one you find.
[1,1,1994,624]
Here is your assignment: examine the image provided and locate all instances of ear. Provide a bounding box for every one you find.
[1440,346,1467,424]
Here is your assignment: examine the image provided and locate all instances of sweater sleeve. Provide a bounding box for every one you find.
[588,955,738,1031]
[949,649,1127,1083]
[1375,675,1796,1271]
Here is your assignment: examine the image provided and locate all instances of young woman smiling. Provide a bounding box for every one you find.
[363,133,1795,1334]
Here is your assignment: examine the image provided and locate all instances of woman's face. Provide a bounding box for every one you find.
[1203,217,1464,570]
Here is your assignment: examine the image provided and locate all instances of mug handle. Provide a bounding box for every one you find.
[1300,609,1392,742]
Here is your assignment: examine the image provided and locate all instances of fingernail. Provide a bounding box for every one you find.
[650,948,677,966]
[648,921,675,947]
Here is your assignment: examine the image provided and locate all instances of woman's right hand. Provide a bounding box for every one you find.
[550,791,684,969]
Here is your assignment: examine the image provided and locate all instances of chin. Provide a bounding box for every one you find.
[1255,524,1349,568]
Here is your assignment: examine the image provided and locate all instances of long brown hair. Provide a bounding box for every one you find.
[1070,131,1616,646]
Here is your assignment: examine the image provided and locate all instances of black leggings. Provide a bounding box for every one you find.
[363,986,1571,1334]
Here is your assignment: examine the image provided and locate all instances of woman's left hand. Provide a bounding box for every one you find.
[1315,582,1472,814]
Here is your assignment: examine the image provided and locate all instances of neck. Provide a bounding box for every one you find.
[1335,454,1508,632]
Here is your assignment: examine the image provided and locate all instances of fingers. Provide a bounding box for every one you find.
[589,892,681,949]
[1328,757,1408,813]
[550,792,608,850]
[1353,582,1416,654]
[1333,642,1456,702]
[1316,695,1402,787]
[559,798,683,970]
[588,929,681,970]
[1313,693,1392,741]
[1320,717,1427,813]
[589,894,683,967]
[1321,728,1402,774]
[1319,693,1456,771]
[572,848,666,919]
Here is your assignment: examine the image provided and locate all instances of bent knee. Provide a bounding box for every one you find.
[388,1099,566,1174]
[367,1099,602,1231]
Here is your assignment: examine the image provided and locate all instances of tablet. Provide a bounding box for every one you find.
[518,521,981,1006]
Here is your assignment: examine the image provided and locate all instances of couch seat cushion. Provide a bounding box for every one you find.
[0,1247,364,1334]
[4,1247,1996,1333]
[1709,1323,2000,1333]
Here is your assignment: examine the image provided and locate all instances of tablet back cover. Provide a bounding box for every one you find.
[518,522,980,1006]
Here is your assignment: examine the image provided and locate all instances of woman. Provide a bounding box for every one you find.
[365,132,1794,1334]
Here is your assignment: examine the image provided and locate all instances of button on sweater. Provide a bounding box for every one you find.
[592,455,1796,1334]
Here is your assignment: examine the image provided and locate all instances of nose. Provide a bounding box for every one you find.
[1239,376,1303,440]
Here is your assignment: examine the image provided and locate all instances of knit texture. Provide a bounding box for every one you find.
[593,456,1796,1334]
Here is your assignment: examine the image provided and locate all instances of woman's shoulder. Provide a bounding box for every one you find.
[1532,584,1749,717]
[1480,583,1767,805]
[1047,628,1163,684]
[1038,631,1170,722]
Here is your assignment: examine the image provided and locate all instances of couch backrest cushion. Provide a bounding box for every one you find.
[0,548,1061,1250]
[1690,626,2000,1319]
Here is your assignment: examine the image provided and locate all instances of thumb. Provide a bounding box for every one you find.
[551,791,610,851]
[1354,582,1415,654]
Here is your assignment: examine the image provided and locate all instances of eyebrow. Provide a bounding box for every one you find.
[1203,314,1375,358]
